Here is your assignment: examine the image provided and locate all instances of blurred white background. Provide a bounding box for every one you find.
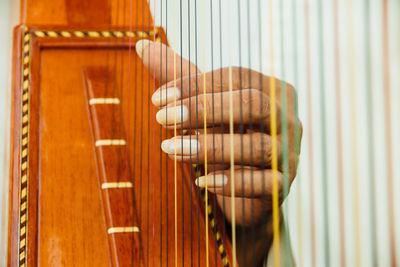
[0,0,399,266]
[0,0,19,266]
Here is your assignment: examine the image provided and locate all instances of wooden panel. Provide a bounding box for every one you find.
[21,0,153,27]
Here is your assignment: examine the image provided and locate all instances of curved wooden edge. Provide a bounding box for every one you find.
[8,24,24,267]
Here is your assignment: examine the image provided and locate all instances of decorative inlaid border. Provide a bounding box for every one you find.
[194,165,231,267]
[18,26,31,267]
[17,27,228,267]
[32,28,161,40]
[202,188,231,267]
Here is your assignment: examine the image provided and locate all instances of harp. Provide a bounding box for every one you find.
[7,0,400,267]
[8,0,231,266]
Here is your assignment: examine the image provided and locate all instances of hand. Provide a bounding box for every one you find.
[136,39,302,265]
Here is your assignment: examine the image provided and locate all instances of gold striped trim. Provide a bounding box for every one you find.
[107,226,140,234]
[22,115,28,123]
[23,45,29,53]
[21,162,27,171]
[101,182,133,189]
[34,31,45,37]
[21,188,27,198]
[47,31,57,37]
[95,139,126,147]
[101,31,112,37]
[113,31,124,38]
[89,98,120,105]
[126,31,135,38]
[20,238,25,249]
[22,138,28,146]
[23,34,30,42]
[20,226,26,236]
[60,31,72,38]
[87,31,100,38]
[23,80,29,90]
[136,31,148,38]
[74,31,85,38]
[31,29,162,40]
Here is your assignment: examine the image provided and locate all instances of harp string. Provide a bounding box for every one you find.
[218,0,227,260]
[303,1,317,266]
[332,0,346,265]
[200,0,210,266]
[132,0,140,264]
[148,0,154,264]
[226,0,237,265]
[316,0,331,265]
[186,0,194,265]
[244,0,256,263]
[194,1,202,265]
[266,0,281,265]
[139,0,144,263]
[209,1,218,265]
[346,0,362,265]
[179,1,184,264]
[127,0,135,265]
[278,0,292,265]
[158,0,163,264]
[290,0,303,266]
[382,0,397,265]
[256,1,268,264]
[363,0,378,265]
[165,0,170,264]
[172,0,178,265]
[237,0,247,263]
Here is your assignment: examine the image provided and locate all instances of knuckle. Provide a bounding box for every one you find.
[242,89,269,121]
[252,133,272,165]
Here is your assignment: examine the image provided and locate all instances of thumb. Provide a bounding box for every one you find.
[135,39,200,84]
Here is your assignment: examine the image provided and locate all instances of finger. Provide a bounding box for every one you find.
[215,195,271,226]
[194,168,284,199]
[160,133,284,168]
[135,39,199,84]
[154,89,281,133]
[151,67,292,107]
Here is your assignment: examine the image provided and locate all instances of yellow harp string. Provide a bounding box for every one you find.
[201,0,209,266]
[226,1,236,266]
[173,0,178,266]
[268,0,281,266]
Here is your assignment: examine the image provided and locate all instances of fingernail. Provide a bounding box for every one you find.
[152,87,181,106]
[156,105,188,125]
[195,174,228,188]
[135,39,151,58]
[161,138,199,155]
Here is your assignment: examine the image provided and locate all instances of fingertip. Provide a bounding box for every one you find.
[135,39,152,58]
